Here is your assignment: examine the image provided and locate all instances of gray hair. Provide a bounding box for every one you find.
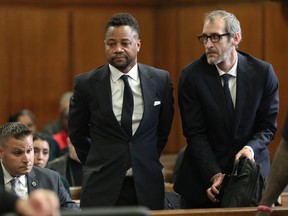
[204,10,242,43]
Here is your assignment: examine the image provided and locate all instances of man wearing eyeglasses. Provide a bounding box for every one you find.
[173,10,279,208]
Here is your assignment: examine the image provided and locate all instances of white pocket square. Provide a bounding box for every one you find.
[154,101,161,106]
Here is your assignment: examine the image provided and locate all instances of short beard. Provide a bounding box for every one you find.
[207,48,230,65]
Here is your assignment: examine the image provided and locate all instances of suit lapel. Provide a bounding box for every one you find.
[93,65,113,109]
[204,64,232,129]
[27,168,38,193]
[234,53,249,133]
[134,64,156,136]
[0,165,5,189]
[93,65,122,129]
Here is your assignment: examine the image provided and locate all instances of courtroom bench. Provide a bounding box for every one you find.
[151,206,288,216]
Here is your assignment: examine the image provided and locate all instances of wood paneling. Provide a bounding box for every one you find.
[0,6,70,129]
[155,8,185,152]
[264,1,288,156]
[0,0,286,157]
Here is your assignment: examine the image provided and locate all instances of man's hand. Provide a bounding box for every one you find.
[235,146,254,161]
[207,173,225,202]
[16,189,60,216]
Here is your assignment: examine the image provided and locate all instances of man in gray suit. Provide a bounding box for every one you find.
[0,122,79,210]
[68,13,174,210]
[173,10,279,208]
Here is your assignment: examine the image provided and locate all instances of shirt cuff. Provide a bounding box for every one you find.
[243,145,254,159]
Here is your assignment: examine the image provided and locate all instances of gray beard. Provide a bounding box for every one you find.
[207,51,228,65]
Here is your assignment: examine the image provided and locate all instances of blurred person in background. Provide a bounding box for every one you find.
[47,137,82,187]
[42,91,72,135]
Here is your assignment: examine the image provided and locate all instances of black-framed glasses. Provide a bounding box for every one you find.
[197,33,231,44]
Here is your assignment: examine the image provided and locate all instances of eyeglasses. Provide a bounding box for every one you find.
[197,33,231,44]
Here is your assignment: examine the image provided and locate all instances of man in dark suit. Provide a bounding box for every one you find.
[68,13,174,210]
[0,122,79,210]
[173,10,279,208]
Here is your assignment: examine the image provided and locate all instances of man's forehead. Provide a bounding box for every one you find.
[6,136,33,148]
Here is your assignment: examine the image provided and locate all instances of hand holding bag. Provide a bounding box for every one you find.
[219,157,265,207]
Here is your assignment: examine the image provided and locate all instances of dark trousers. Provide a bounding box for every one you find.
[115,176,138,206]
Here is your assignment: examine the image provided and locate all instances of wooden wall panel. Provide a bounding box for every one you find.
[155,8,185,153]
[0,0,287,157]
[264,2,288,157]
[71,8,155,77]
[0,7,70,130]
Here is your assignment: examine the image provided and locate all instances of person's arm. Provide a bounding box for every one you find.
[255,138,288,216]
[243,64,279,160]
[68,76,91,164]
[157,70,174,156]
[178,67,221,182]
[54,171,79,210]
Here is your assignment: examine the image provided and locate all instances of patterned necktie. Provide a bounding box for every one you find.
[10,177,20,197]
[120,75,134,136]
[222,74,234,122]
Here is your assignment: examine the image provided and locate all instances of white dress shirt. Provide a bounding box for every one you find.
[109,64,144,135]
[2,162,28,199]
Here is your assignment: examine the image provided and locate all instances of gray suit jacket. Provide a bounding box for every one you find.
[0,164,79,209]
[68,63,174,210]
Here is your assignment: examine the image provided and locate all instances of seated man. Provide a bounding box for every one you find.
[0,122,79,210]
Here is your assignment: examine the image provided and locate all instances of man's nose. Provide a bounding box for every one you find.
[22,153,30,162]
[205,38,214,47]
[114,43,124,52]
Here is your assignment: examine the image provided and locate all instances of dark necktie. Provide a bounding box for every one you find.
[10,177,19,197]
[222,74,234,122]
[121,75,134,136]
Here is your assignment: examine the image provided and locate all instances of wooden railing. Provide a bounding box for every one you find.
[151,207,288,216]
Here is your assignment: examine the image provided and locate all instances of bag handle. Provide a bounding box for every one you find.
[231,156,249,176]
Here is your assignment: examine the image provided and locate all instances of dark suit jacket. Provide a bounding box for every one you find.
[47,153,83,186]
[0,189,18,214]
[68,63,174,210]
[173,51,279,207]
[0,164,79,209]
[47,154,69,177]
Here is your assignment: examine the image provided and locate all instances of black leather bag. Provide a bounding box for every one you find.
[219,157,265,207]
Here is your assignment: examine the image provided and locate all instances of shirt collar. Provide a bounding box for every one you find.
[216,57,238,77]
[109,64,138,83]
[1,162,26,186]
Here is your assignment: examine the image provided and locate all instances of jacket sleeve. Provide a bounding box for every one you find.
[157,70,174,156]
[68,76,91,164]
